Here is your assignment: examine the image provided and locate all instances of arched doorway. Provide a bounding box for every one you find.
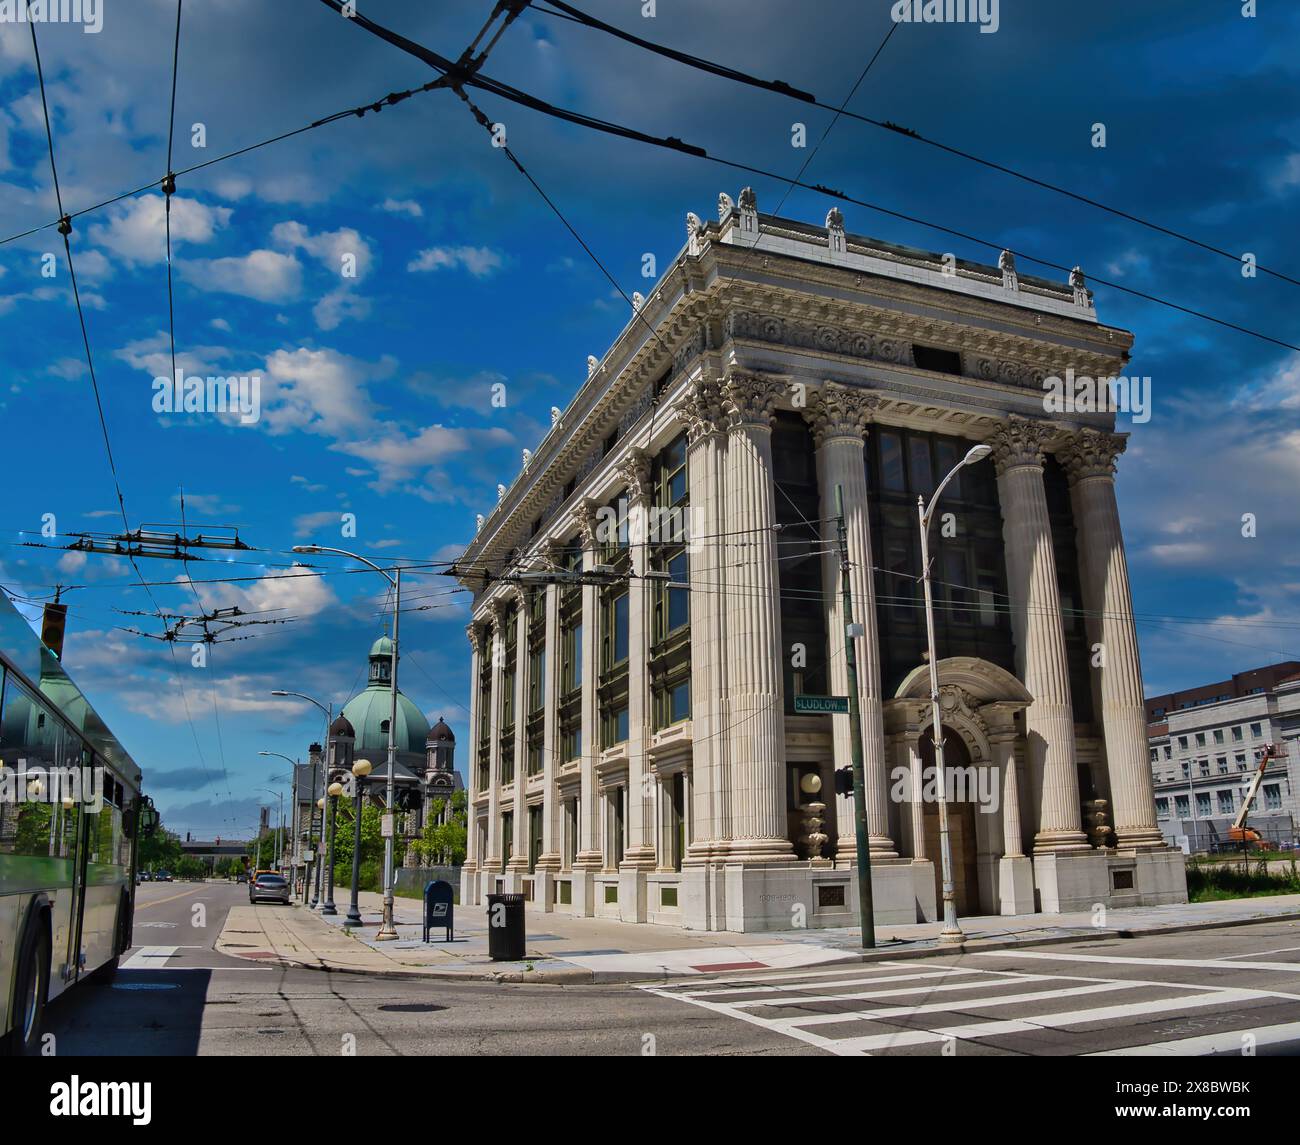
[919,725,981,916]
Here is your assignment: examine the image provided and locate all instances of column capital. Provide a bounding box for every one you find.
[806,384,878,448]
[573,497,601,552]
[619,447,652,504]
[466,622,484,657]
[1058,427,1127,484]
[988,414,1056,475]
[682,377,725,445]
[721,373,782,430]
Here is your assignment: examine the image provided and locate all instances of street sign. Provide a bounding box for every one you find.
[794,694,850,715]
[302,849,315,862]
[381,813,395,838]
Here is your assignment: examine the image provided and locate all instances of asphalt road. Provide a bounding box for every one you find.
[40,882,1300,1056]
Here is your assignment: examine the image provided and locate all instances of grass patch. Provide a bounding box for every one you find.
[1187,860,1300,902]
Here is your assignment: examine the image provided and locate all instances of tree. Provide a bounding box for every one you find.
[138,826,182,873]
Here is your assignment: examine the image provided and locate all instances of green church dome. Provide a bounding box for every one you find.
[338,632,430,757]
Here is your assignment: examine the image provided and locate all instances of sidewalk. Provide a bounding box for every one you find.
[214,888,1300,984]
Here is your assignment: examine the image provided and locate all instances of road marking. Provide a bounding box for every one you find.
[974,950,1300,973]
[1089,1020,1300,1056]
[122,945,179,969]
[136,886,207,911]
[678,967,998,999]
[1220,945,1300,961]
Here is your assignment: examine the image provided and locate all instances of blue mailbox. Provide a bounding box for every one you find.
[422,879,455,942]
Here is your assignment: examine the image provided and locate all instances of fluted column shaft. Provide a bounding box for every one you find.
[1063,430,1165,850]
[991,728,1023,857]
[991,418,1088,853]
[486,609,505,869]
[507,600,530,869]
[684,379,729,859]
[537,579,562,870]
[721,375,794,860]
[622,451,657,869]
[464,629,482,872]
[573,508,603,870]
[809,388,895,857]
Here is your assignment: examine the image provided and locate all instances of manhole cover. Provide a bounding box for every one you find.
[377,1003,446,1014]
[112,983,180,991]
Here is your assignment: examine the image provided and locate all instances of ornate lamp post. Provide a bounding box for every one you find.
[917,441,992,945]
[344,759,373,928]
[321,779,344,916]
[292,545,402,941]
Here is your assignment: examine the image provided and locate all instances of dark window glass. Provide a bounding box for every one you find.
[879,432,904,492]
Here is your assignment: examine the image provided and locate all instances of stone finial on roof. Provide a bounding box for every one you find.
[686,211,704,256]
[550,406,562,427]
[632,291,646,313]
[587,354,599,378]
[475,513,484,534]
[496,483,507,503]
[999,249,1019,292]
[717,191,734,220]
[826,206,846,255]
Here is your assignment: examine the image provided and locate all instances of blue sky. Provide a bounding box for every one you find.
[1,0,1298,839]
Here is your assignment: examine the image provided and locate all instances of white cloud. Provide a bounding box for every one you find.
[199,563,339,622]
[271,221,374,280]
[57,550,88,574]
[259,346,392,436]
[407,245,503,277]
[87,195,231,267]
[1269,153,1300,195]
[179,249,302,302]
[313,286,371,331]
[381,198,423,218]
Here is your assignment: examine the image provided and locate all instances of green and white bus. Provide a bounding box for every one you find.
[0,591,149,1055]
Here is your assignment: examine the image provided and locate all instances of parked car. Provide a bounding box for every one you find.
[235,870,249,884]
[249,872,291,905]
[155,870,174,882]
[139,871,152,882]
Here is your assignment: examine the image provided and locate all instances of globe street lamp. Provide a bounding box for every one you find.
[344,758,373,928]
[917,441,993,945]
[271,690,334,909]
[293,544,402,941]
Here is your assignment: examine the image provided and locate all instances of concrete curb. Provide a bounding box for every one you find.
[214,906,1300,985]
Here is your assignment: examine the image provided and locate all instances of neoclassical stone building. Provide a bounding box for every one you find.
[458,191,1186,931]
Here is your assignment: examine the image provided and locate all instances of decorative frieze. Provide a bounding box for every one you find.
[728,309,906,365]
[973,355,1048,388]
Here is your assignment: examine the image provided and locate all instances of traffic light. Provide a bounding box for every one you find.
[833,767,854,797]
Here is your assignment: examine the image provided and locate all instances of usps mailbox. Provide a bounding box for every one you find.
[422,879,455,942]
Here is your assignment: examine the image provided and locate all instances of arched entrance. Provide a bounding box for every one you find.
[919,726,980,916]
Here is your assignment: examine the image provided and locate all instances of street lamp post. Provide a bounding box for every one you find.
[271,690,334,910]
[344,759,373,928]
[322,779,344,915]
[260,751,300,889]
[917,441,993,945]
[293,545,401,941]
[257,786,285,867]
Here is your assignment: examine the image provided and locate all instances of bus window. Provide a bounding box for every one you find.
[0,680,80,858]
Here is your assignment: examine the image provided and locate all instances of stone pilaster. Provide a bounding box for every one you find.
[807,384,895,858]
[536,574,562,872]
[620,448,657,871]
[720,373,795,861]
[572,500,604,873]
[1061,428,1165,850]
[486,602,506,871]
[683,376,730,860]
[989,416,1089,853]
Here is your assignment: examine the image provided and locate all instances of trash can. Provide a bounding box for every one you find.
[486,893,526,961]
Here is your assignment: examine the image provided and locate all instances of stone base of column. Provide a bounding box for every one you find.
[505,856,530,873]
[571,850,603,872]
[1032,829,1092,855]
[1114,825,1169,851]
[684,841,728,864]
[726,837,797,863]
[567,869,597,917]
[998,855,1035,915]
[532,869,555,912]
[834,837,899,863]
[618,869,648,923]
[1032,850,1108,913]
[618,845,658,872]
[533,852,563,873]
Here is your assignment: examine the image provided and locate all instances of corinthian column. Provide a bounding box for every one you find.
[507,588,530,871]
[1061,429,1165,850]
[486,601,506,871]
[536,559,562,872]
[720,373,794,861]
[464,622,483,875]
[683,377,730,859]
[989,416,1088,853]
[807,384,895,857]
[621,448,657,871]
[572,501,603,872]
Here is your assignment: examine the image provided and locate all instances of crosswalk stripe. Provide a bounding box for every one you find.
[734,974,1101,1010]
[1088,1020,1300,1056]
[974,950,1300,973]
[122,945,179,969]
[823,989,1266,1054]
[770,979,1151,1029]
[681,967,1009,999]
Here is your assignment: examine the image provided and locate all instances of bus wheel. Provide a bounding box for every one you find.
[5,921,50,1056]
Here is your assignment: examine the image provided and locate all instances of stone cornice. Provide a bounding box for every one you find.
[1058,427,1127,483]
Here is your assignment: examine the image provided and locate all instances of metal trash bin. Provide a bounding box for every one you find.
[486,893,526,961]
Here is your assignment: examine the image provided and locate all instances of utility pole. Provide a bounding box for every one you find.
[835,486,874,949]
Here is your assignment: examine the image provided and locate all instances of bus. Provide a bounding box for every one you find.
[0,591,152,1055]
